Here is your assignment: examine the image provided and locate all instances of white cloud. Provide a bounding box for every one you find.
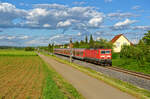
[43,24,51,28]
[7,36,16,40]
[114,19,137,27]
[26,8,48,24]
[33,4,67,9]
[133,26,150,31]
[25,38,49,45]
[77,32,81,36]
[132,5,140,10]
[0,2,105,32]
[107,12,139,19]
[25,40,37,45]
[73,2,86,5]
[57,20,72,28]
[104,0,112,3]
[0,35,29,40]
[18,36,29,39]
[49,35,63,41]
[0,3,27,26]
[112,19,137,30]
[0,36,5,40]
[88,17,103,27]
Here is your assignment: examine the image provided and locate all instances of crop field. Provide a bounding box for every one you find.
[0,50,82,99]
[0,56,44,98]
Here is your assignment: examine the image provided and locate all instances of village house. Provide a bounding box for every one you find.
[111,34,133,52]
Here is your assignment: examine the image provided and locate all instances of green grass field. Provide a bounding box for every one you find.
[112,53,150,75]
[0,50,37,56]
[0,50,83,99]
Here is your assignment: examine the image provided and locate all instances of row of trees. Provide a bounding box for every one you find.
[25,47,35,51]
[73,35,113,49]
[120,31,150,65]
[47,34,113,52]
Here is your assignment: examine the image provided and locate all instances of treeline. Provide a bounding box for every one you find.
[0,46,24,50]
[46,34,113,52]
[120,31,150,65]
[73,35,113,49]
[0,46,36,51]
[24,47,35,51]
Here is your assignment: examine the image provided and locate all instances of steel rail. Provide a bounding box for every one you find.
[106,66,150,80]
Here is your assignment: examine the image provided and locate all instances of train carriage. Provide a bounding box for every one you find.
[73,48,85,60]
[54,48,112,66]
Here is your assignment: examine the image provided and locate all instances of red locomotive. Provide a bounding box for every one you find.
[54,48,112,66]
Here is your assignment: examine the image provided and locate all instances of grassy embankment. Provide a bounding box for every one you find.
[0,50,83,99]
[42,52,150,99]
[41,57,84,99]
[112,53,150,75]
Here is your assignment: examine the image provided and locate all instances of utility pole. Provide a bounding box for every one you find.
[52,42,54,56]
[70,38,73,63]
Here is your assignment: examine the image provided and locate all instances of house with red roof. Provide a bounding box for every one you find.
[111,34,133,52]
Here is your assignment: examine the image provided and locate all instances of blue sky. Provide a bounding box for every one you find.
[0,0,150,46]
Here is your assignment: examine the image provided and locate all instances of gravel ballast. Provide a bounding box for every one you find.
[55,54,150,91]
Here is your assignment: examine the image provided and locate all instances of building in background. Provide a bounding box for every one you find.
[111,34,133,52]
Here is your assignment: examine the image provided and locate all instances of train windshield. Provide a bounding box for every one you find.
[105,51,110,54]
[101,51,105,54]
[101,50,111,54]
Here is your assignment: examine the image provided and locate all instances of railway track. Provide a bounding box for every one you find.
[45,52,150,81]
[53,53,150,80]
[106,66,150,80]
[52,53,150,91]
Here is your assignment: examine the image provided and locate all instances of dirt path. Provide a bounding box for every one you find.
[39,53,137,99]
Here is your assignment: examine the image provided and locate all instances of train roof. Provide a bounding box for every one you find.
[54,48,111,50]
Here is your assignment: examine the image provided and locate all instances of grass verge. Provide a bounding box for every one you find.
[112,58,150,75]
[42,53,150,99]
[40,56,84,99]
[112,53,150,75]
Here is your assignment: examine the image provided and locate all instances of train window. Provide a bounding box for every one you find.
[80,51,83,56]
[105,51,110,54]
[101,51,105,54]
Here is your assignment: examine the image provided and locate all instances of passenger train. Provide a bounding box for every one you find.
[54,48,112,66]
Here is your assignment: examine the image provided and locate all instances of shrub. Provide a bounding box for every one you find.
[25,47,34,51]
[120,45,145,65]
[112,53,120,59]
[120,45,133,58]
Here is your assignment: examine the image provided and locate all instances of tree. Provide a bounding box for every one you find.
[138,39,150,62]
[85,35,88,44]
[89,34,94,44]
[89,34,94,47]
[25,47,34,51]
[73,41,80,48]
[80,40,84,45]
[48,43,54,52]
[143,31,150,45]
[92,39,113,49]
[120,45,145,65]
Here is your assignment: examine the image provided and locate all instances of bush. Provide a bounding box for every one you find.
[120,45,133,58]
[25,47,34,51]
[112,53,120,59]
[120,45,145,65]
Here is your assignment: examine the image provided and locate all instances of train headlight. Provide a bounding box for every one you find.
[101,55,105,57]
[107,55,111,57]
